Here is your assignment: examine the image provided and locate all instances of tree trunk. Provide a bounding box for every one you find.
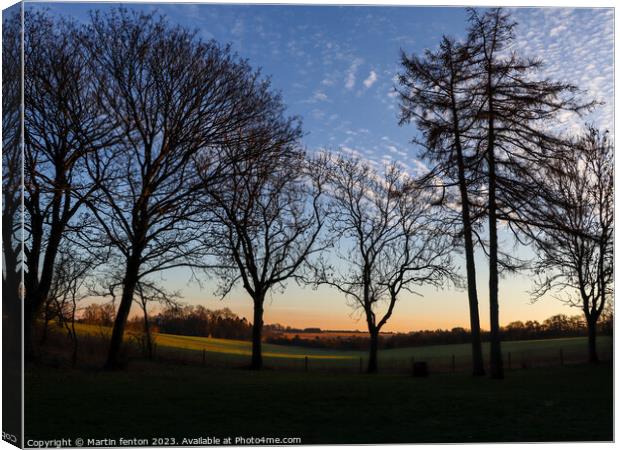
[587,317,599,364]
[24,294,43,360]
[367,328,379,374]
[487,117,504,380]
[2,271,22,363]
[104,257,140,370]
[143,310,153,360]
[465,261,485,376]
[455,141,485,377]
[40,301,52,345]
[23,216,64,360]
[447,69,485,377]
[250,296,264,370]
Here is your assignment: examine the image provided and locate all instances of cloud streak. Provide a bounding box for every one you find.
[363,70,378,88]
[345,58,363,90]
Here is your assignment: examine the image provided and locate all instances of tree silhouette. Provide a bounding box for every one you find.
[198,122,328,370]
[46,242,98,366]
[398,36,487,376]
[2,9,22,345]
[22,11,117,359]
[317,155,455,373]
[81,8,299,369]
[518,127,613,363]
[2,8,24,443]
[464,7,592,378]
[91,267,181,362]
[2,10,21,315]
[134,281,180,360]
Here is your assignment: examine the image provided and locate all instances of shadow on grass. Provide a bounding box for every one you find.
[25,358,612,445]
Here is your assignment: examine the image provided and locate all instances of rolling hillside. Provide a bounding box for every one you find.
[70,322,612,371]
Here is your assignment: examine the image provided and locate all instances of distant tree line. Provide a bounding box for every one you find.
[79,303,116,327]
[153,306,252,340]
[75,304,252,340]
[265,313,613,351]
[75,303,612,353]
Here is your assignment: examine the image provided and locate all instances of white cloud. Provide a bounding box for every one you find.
[363,70,378,88]
[314,91,329,102]
[345,73,356,90]
[549,24,567,37]
[231,19,244,37]
[386,145,407,157]
[340,145,363,158]
[512,8,613,133]
[311,108,326,120]
[345,58,363,90]
[301,90,330,104]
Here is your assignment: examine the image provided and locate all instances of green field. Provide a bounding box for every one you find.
[25,362,613,443]
[72,323,612,372]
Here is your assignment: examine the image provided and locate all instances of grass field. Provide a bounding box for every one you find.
[71,322,612,372]
[25,361,613,443]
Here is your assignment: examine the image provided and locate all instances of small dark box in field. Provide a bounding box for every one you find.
[412,361,429,377]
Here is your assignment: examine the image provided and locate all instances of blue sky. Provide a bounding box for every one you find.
[27,2,615,331]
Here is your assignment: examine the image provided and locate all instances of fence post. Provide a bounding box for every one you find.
[359,357,363,373]
[411,356,415,373]
[508,352,511,370]
[559,349,564,366]
[451,354,456,373]
[202,349,206,366]
[304,356,309,372]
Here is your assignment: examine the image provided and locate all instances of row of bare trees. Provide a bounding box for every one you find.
[5,6,463,373]
[397,8,612,378]
[3,8,312,370]
[2,7,612,376]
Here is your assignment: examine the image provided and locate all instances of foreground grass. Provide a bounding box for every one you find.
[25,362,612,443]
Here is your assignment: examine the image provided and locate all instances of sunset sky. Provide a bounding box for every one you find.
[33,2,614,332]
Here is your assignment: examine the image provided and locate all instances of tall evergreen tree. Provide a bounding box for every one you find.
[397,36,486,376]
[465,8,592,378]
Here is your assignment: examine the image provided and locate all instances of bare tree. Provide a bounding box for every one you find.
[81,8,292,369]
[46,243,98,366]
[397,36,487,376]
[464,8,593,378]
[134,281,180,360]
[519,127,613,363]
[2,12,24,439]
[2,9,23,353]
[317,155,455,373]
[93,271,180,361]
[21,11,116,358]
[198,123,328,370]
